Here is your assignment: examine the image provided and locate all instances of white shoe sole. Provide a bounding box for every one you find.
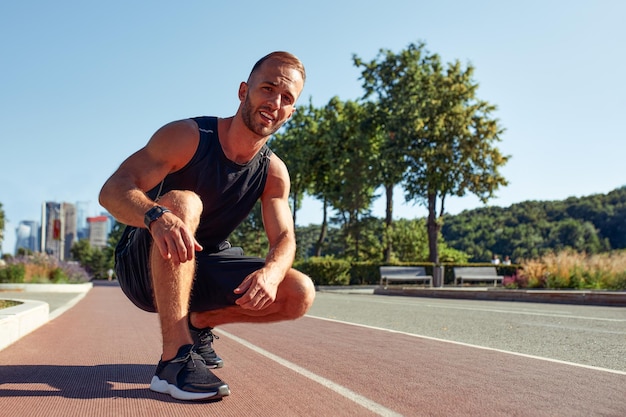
[149,376,230,401]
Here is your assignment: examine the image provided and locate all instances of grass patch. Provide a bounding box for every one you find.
[508,250,626,290]
[0,299,22,310]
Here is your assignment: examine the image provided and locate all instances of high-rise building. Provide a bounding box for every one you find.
[15,220,40,254]
[41,201,77,260]
[62,202,77,260]
[76,201,90,240]
[87,215,110,249]
[99,211,116,235]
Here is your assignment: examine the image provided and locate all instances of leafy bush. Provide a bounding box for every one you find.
[295,257,351,286]
[0,254,89,284]
[49,267,69,283]
[0,263,26,283]
[349,262,380,285]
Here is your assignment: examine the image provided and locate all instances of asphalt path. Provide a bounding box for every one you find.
[1,284,625,416]
[309,291,626,373]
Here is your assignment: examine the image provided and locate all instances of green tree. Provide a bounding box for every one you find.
[322,98,381,261]
[272,101,334,256]
[229,202,269,258]
[295,224,347,260]
[70,238,114,280]
[355,41,509,263]
[0,202,5,252]
[270,100,319,226]
[276,96,380,258]
[70,239,93,267]
[356,101,407,262]
[548,219,603,254]
[387,218,429,262]
[104,221,125,274]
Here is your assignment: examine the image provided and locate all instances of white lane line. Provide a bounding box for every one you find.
[325,294,626,322]
[216,329,403,417]
[415,305,626,322]
[307,315,626,376]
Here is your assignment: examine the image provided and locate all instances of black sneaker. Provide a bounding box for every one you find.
[189,321,224,369]
[149,344,230,401]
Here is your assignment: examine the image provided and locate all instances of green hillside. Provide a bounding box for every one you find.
[442,186,626,262]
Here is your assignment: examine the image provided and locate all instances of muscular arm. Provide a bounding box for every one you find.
[234,154,296,309]
[260,154,297,278]
[99,119,198,225]
[99,119,201,261]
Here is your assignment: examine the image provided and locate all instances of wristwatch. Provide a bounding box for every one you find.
[144,206,171,229]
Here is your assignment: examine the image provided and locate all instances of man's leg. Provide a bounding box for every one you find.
[190,268,315,328]
[149,190,202,361]
[146,190,230,401]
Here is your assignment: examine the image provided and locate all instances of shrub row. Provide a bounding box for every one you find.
[0,253,90,284]
[294,257,437,286]
[294,254,626,290]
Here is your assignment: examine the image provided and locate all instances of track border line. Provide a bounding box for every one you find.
[306,314,626,376]
[216,328,403,417]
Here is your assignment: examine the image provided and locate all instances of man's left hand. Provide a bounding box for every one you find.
[233,269,279,310]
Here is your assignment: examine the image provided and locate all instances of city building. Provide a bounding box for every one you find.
[14,220,40,254]
[8,201,111,258]
[41,201,77,260]
[87,215,110,249]
[75,201,91,240]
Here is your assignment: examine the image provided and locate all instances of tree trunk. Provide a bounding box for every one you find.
[291,186,298,225]
[427,192,439,264]
[314,198,328,257]
[383,183,394,262]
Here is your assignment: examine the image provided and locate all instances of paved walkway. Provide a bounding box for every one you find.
[1,282,625,416]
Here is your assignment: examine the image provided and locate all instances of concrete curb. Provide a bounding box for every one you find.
[0,282,93,293]
[0,282,93,351]
[0,299,49,351]
[373,287,626,307]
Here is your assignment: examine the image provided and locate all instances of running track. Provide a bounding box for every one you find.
[0,283,624,416]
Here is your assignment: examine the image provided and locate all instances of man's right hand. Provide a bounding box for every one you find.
[149,212,203,264]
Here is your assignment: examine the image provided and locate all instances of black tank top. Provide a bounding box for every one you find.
[147,116,272,251]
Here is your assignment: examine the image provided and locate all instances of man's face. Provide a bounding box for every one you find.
[239,59,304,137]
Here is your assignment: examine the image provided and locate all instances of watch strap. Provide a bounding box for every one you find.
[144,206,171,229]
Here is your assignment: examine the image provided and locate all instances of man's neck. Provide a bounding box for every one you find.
[217,116,268,164]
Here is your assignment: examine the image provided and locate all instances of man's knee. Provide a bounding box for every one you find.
[282,269,316,319]
[157,190,203,222]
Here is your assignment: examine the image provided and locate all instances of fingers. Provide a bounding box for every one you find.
[151,216,200,263]
[236,292,271,310]
[234,276,276,310]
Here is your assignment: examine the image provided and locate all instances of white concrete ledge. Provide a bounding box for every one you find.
[0,282,93,293]
[0,299,49,351]
[0,282,93,351]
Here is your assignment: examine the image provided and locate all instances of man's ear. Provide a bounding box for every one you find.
[238,82,248,101]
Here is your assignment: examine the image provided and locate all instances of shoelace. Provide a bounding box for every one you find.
[198,329,219,346]
[170,349,203,368]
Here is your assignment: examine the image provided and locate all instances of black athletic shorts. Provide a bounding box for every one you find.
[114,226,265,313]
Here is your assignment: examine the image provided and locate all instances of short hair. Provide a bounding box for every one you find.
[249,51,306,84]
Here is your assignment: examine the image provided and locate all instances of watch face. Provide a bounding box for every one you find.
[145,206,168,229]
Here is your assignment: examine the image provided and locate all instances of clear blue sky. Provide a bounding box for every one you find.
[1,0,624,254]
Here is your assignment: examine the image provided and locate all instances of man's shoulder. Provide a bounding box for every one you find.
[147,119,203,169]
[265,152,290,187]
[158,118,200,135]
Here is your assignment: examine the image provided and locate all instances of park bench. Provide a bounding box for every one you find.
[453,266,503,287]
[379,266,433,288]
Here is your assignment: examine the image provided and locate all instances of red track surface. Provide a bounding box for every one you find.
[0,284,624,416]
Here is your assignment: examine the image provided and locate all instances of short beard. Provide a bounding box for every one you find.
[241,95,281,137]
